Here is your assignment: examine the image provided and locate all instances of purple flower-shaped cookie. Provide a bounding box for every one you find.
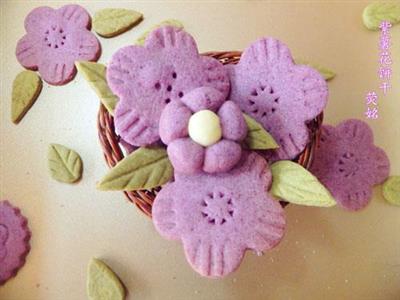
[0,200,31,285]
[16,5,101,85]
[159,87,247,174]
[310,119,390,211]
[227,38,328,161]
[107,26,230,146]
[153,152,286,278]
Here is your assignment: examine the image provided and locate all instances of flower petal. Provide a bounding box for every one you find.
[152,183,180,239]
[167,138,204,174]
[245,195,285,252]
[145,26,198,56]
[218,101,247,141]
[293,65,328,120]
[368,147,390,184]
[336,119,373,145]
[181,87,225,113]
[38,60,76,85]
[16,35,39,70]
[182,237,245,278]
[200,56,231,98]
[240,37,293,70]
[57,4,91,28]
[114,100,159,146]
[24,6,55,34]
[64,29,101,62]
[107,45,148,98]
[266,123,309,162]
[203,140,242,173]
[159,101,191,144]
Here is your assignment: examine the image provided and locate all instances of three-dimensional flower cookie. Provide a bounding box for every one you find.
[227,38,328,161]
[310,119,390,211]
[16,5,101,85]
[159,86,247,174]
[152,152,286,278]
[107,26,230,146]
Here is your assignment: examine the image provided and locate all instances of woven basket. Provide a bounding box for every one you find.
[97,51,324,218]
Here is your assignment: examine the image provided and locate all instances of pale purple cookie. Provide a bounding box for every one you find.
[0,200,31,285]
[107,26,230,146]
[310,119,390,211]
[160,87,247,174]
[16,5,101,85]
[152,152,286,278]
[227,38,328,161]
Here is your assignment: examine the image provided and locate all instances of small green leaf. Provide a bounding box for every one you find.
[48,144,83,183]
[362,2,400,30]
[11,70,42,124]
[135,19,184,45]
[93,8,143,38]
[270,160,336,207]
[294,58,336,81]
[76,61,118,115]
[243,114,279,150]
[97,147,173,191]
[382,176,400,206]
[87,258,125,300]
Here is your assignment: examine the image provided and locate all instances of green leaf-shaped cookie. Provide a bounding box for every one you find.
[87,258,125,300]
[382,176,400,206]
[294,58,336,81]
[76,61,118,115]
[48,144,83,183]
[93,8,143,38]
[135,19,184,45]
[97,147,173,191]
[270,160,336,207]
[11,70,42,124]
[243,114,279,150]
[363,2,400,30]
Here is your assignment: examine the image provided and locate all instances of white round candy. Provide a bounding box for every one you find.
[188,110,222,147]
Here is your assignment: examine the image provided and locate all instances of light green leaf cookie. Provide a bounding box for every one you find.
[11,70,42,124]
[48,144,83,183]
[87,258,125,300]
[76,61,118,115]
[135,19,184,45]
[97,147,173,191]
[294,58,336,81]
[362,2,400,30]
[382,176,400,206]
[93,8,143,38]
[243,114,279,150]
[270,160,336,207]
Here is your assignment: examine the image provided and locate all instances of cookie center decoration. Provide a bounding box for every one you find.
[201,189,234,225]
[44,26,67,49]
[188,110,222,147]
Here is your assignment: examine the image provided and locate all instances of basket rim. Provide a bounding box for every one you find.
[97,50,324,218]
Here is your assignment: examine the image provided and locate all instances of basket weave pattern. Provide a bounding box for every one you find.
[97,51,324,217]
